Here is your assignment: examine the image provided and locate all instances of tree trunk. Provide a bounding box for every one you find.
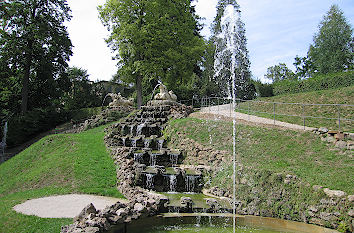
[21,52,32,114]
[136,75,143,109]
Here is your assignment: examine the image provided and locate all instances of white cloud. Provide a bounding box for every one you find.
[66,0,117,81]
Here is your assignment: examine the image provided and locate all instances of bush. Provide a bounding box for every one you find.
[69,107,103,124]
[273,71,354,95]
[253,80,274,97]
[6,108,69,147]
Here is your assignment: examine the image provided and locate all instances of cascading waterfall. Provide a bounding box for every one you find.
[170,153,178,166]
[149,153,157,166]
[130,125,135,136]
[144,139,151,149]
[134,152,143,163]
[157,139,164,151]
[146,173,154,189]
[185,175,196,193]
[168,174,177,193]
[131,139,137,148]
[122,137,126,147]
[136,123,145,136]
[214,4,242,233]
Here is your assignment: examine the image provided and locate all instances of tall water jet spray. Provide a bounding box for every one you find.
[214,4,243,233]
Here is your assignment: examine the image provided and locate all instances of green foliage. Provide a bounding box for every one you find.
[308,5,354,74]
[264,63,297,83]
[69,107,103,124]
[99,0,205,106]
[6,108,69,147]
[252,80,274,97]
[273,71,354,95]
[0,124,124,232]
[0,0,73,113]
[61,67,102,110]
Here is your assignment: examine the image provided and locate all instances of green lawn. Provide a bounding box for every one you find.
[236,86,354,132]
[0,124,123,233]
[166,118,354,194]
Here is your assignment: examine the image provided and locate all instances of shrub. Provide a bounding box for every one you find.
[6,108,69,147]
[273,71,354,95]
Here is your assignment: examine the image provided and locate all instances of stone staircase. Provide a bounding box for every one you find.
[106,104,232,213]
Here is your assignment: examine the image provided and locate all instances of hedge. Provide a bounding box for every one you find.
[273,71,354,95]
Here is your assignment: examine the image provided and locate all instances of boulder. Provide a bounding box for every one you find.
[323,188,347,198]
[335,140,347,149]
[74,203,97,222]
[318,127,329,134]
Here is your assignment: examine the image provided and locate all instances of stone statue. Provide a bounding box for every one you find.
[153,84,177,101]
[107,93,133,108]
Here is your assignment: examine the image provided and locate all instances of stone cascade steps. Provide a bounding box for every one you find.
[107,105,231,213]
[132,149,182,167]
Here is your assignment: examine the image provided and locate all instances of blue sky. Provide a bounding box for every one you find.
[66,0,354,82]
[195,0,354,82]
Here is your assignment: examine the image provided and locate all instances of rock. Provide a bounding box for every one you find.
[348,209,354,217]
[84,227,100,233]
[323,188,347,198]
[308,206,318,213]
[309,218,324,226]
[313,185,323,191]
[319,212,332,221]
[74,203,97,222]
[335,140,347,149]
[134,203,145,213]
[326,136,336,143]
[347,141,354,150]
[348,195,354,202]
[349,133,354,140]
[318,127,329,134]
[335,133,345,141]
[307,211,315,217]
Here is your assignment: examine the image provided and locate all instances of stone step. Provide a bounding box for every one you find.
[135,166,203,193]
[132,149,182,167]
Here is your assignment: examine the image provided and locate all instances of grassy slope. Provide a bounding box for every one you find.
[0,124,123,233]
[167,118,353,194]
[237,86,354,132]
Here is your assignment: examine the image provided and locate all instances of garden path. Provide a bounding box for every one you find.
[199,104,316,131]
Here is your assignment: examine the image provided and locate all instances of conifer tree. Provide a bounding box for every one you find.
[308,5,353,74]
[211,0,254,99]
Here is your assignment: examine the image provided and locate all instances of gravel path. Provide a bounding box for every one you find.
[13,194,128,218]
[200,104,316,131]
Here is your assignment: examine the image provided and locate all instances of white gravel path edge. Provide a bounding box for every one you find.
[13,194,128,218]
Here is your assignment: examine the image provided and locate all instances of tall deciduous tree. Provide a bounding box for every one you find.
[308,5,354,74]
[98,0,205,108]
[211,0,254,99]
[0,0,72,113]
[264,63,296,83]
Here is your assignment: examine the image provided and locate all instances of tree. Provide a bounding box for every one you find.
[264,63,296,83]
[0,0,72,113]
[293,55,313,79]
[98,0,205,108]
[61,67,99,110]
[308,5,354,74]
[211,0,254,99]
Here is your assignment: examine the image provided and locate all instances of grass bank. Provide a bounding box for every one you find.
[237,86,354,132]
[167,117,353,194]
[0,124,123,233]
